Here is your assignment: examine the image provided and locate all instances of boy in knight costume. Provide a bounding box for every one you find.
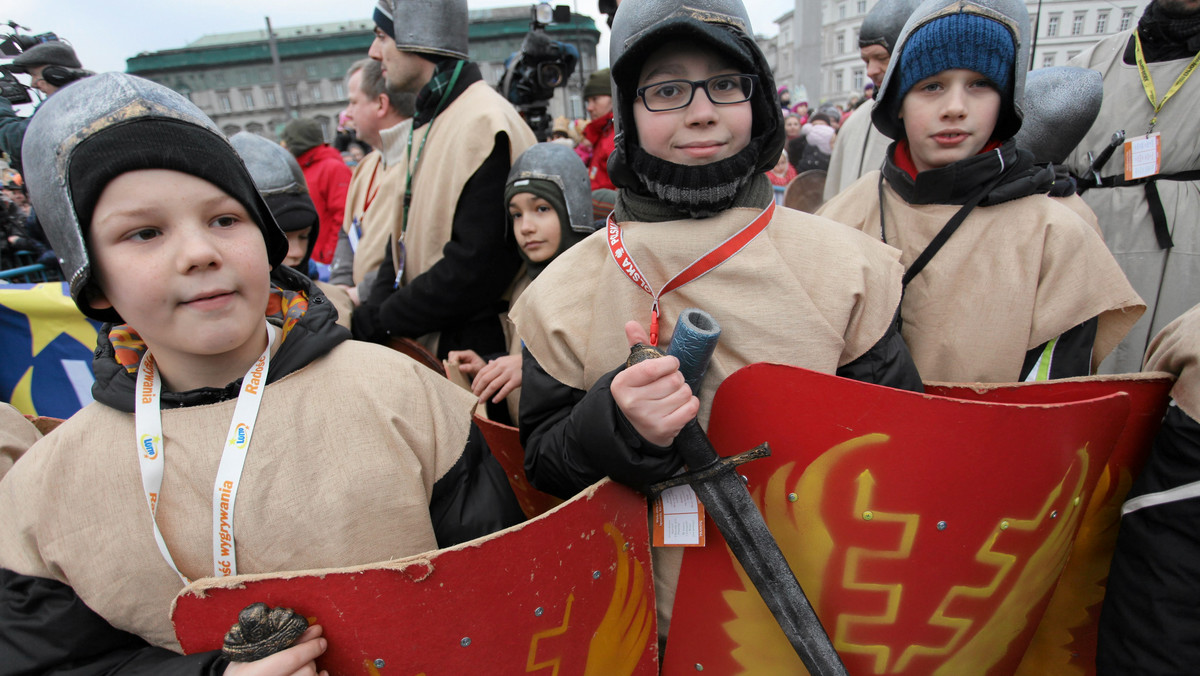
[1099,302,1200,672]
[818,0,1143,383]
[230,131,355,330]
[510,0,922,641]
[449,142,597,422]
[0,73,523,673]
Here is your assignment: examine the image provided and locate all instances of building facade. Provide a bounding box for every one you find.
[125,7,599,143]
[774,0,1150,109]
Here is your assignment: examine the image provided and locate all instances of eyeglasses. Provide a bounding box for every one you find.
[636,74,758,112]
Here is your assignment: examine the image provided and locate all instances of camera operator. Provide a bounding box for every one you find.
[1,41,91,173]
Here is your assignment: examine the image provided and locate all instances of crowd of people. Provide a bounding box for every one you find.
[0,0,1198,672]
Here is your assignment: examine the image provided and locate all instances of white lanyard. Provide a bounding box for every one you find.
[134,321,274,582]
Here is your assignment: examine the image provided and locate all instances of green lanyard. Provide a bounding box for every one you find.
[401,60,465,239]
[1133,29,1200,134]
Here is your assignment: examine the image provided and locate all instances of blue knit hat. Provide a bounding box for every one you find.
[897,13,1015,98]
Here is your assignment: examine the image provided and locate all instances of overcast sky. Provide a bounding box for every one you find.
[5,0,794,77]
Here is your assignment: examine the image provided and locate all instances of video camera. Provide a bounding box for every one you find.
[0,22,62,106]
[500,3,579,141]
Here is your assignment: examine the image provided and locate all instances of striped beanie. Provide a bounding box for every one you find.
[374,0,395,39]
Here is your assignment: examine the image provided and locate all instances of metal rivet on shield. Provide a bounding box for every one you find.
[740,475,749,484]
[535,607,544,617]
[1074,496,1081,505]
[624,542,630,551]
[374,658,385,668]
[461,637,471,647]
[593,570,601,579]
[1050,511,1058,519]
[787,492,798,502]
[937,521,947,531]
[863,511,874,521]
[1000,520,1010,531]
[695,664,704,671]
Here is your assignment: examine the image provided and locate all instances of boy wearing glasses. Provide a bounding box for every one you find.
[510,0,921,642]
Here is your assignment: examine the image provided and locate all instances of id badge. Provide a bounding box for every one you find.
[1124,132,1162,181]
[348,217,361,253]
[392,238,407,289]
[653,484,706,547]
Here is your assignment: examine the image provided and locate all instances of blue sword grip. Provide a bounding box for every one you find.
[666,308,721,396]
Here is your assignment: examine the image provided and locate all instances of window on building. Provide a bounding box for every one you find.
[1096,12,1109,34]
[310,84,322,101]
[242,91,254,109]
[1043,53,1055,68]
[835,70,844,93]
[1120,10,1133,31]
[215,72,226,86]
[286,87,299,106]
[1067,50,1081,61]
[334,81,346,99]
[1047,14,1059,37]
[222,124,242,136]
[853,68,864,91]
[1072,12,1085,36]
[836,33,845,54]
[856,0,866,13]
[305,64,317,78]
[219,94,232,113]
[265,88,278,106]
[838,3,846,19]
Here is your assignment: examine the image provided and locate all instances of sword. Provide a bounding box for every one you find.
[1085,129,1126,187]
[632,309,847,676]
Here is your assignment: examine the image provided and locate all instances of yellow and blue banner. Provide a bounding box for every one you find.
[0,282,101,418]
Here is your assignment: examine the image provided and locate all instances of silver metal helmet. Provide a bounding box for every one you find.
[22,72,287,321]
[507,142,593,234]
[389,0,469,60]
[606,0,784,187]
[872,0,1031,142]
[859,0,923,53]
[1014,67,1103,165]
[230,131,309,197]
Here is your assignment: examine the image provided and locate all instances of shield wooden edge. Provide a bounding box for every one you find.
[474,414,563,519]
[663,364,1134,676]
[926,373,1174,676]
[173,479,657,675]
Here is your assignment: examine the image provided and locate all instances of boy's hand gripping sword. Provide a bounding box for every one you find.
[629,308,847,676]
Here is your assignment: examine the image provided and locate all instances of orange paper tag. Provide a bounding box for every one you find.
[1124,132,1162,181]
[653,485,706,547]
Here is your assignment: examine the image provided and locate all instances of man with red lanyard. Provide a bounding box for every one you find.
[330,58,414,306]
[581,68,617,191]
[1065,0,1200,374]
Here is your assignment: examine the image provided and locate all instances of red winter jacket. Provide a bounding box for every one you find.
[296,144,351,264]
[583,112,615,191]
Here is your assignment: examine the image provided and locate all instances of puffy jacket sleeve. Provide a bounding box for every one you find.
[0,568,227,675]
[428,422,526,547]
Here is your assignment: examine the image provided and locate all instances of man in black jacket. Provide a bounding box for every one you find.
[351,0,537,359]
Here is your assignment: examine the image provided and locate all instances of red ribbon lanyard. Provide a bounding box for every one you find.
[607,202,775,345]
[361,162,383,215]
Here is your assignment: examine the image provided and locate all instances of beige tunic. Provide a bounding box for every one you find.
[0,402,40,481]
[512,205,904,426]
[1065,30,1200,374]
[388,81,537,353]
[818,172,1144,382]
[824,99,891,201]
[1144,302,1200,421]
[342,121,413,290]
[0,340,477,651]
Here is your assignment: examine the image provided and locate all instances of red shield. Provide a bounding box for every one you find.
[664,364,1135,675]
[926,374,1173,676]
[174,479,658,675]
